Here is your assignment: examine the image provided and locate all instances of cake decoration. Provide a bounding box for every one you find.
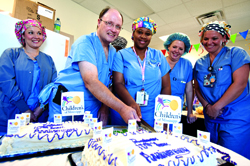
[82,132,218,166]
[0,121,93,156]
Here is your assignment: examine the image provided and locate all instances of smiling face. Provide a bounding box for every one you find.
[201,30,226,56]
[133,28,152,50]
[22,26,43,49]
[97,9,123,46]
[168,40,185,62]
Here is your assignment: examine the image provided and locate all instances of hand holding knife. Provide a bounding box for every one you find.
[137,118,156,133]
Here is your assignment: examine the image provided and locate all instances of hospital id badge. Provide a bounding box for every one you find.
[203,73,216,87]
[136,90,149,106]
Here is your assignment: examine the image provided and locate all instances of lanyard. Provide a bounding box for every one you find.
[132,47,147,90]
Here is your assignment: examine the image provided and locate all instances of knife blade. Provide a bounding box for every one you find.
[138,118,157,133]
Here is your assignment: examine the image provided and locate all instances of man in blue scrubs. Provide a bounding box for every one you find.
[39,7,139,124]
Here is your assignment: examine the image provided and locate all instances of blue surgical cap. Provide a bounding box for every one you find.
[163,32,191,55]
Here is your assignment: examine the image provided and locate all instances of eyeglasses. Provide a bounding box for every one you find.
[100,19,122,31]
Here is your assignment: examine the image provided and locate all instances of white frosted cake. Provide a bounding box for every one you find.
[82,131,217,166]
[0,121,93,156]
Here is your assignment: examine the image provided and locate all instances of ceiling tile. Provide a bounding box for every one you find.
[142,0,183,12]
[146,13,166,26]
[154,24,174,37]
[222,0,249,7]
[72,0,84,3]
[120,13,133,25]
[184,0,223,16]
[227,16,250,36]
[70,0,250,51]
[157,4,192,24]
[168,17,200,30]
[78,0,113,16]
[106,0,154,19]
[224,0,250,19]
[182,0,192,2]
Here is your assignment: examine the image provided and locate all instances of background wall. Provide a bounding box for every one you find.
[0,0,249,68]
[0,14,69,72]
[0,0,135,47]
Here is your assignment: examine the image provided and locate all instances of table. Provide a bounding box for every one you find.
[0,152,72,166]
[0,137,249,166]
[181,110,206,137]
[184,135,250,166]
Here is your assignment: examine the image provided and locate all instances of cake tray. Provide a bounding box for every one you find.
[0,146,84,162]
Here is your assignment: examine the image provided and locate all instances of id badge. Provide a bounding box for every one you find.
[136,91,149,106]
[136,91,144,105]
[204,73,216,87]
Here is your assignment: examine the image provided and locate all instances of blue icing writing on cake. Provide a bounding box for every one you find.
[82,132,218,166]
[0,121,93,156]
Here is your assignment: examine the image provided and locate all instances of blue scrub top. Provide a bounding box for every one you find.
[168,57,193,108]
[194,46,250,123]
[27,61,40,111]
[48,32,116,118]
[111,47,170,127]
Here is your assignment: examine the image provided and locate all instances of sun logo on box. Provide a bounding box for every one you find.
[105,133,112,138]
[199,133,208,139]
[170,100,178,111]
[155,122,162,126]
[156,97,179,111]
[174,126,181,130]
[127,149,135,156]
[129,122,136,126]
[62,96,81,106]
[95,126,102,131]
[73,96,81,104]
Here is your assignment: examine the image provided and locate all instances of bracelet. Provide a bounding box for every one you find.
[204,103,210,110]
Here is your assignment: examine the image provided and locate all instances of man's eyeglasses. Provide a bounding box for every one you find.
[100,19,122,31]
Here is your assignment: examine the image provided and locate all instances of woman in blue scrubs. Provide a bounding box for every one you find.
[111,17,171,127]
[194,21,250,159]
[164,33,197,124]
[0,19,57,134]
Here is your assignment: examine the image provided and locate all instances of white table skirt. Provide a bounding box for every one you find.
[0,136,249,166]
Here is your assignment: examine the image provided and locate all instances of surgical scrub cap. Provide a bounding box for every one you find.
[132,17,157,38]
[163,32,191,55]
[199,21,231,44]
[15,19,47,46]
[111,36,128,49]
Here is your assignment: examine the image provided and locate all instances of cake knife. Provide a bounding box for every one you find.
[137,119,157,133]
